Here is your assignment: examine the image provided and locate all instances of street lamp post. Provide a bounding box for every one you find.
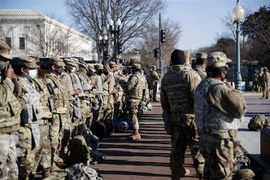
[109,19,121,63]
[232,0,244,91]
[98,34,108,63]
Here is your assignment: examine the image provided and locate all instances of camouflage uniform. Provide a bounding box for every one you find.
[124,64,144,140]
[193,52,207,80]
[160,50,203,180]
[17,56,44,179]
[261,68,270,99]
[0,41,22,179]
[251,72,259,92]
[43,57,69,168]
[194,52,247,180]
[32,76,52,177]
[149,65,160,101]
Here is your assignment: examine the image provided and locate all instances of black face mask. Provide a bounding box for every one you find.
[96,70,103,75]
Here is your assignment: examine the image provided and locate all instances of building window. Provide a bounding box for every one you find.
[5,37,11,48]
[19,37,25,50]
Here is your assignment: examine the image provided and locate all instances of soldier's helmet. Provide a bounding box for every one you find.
[18,56,39,69]
[152,65,157,70]
[50,57,66,67]
[235,168,255,180]
[0,41,12,60]
[208,51,232,67]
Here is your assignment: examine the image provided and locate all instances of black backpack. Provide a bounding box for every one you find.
[91,121,106,140]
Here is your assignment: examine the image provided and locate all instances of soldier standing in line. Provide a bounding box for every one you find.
[43,57,68,171]
[194,52,247,179]
[16,56,44,179]
[32,58,52,178]
[124,63,144,140]
[251,71,259,92]
[260,67,270,99]
[149,65,160,102]
[193,52,208,80]
[160,49,204,180]
[0,41,22,179]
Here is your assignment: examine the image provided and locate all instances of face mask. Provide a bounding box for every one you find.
[71,67,76,73]
[27,69,37,80]
[0,61,8,71]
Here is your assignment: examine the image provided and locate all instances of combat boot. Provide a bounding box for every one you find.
[179,167,190,177]
[51,162,64,172]
[127,129,141,140]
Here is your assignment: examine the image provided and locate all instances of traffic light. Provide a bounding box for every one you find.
[118,42,123,54]
[154,48,159,58]
[104,50,109,60]
[160,29,165,43]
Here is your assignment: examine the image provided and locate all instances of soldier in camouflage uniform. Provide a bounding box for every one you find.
[32,58,52,178]
[193,52,207,80]
[194,52,247,179]
[43,57,69,171]
[0,41,22,179]
[16,56,44,179]
[160,49,204,180]
[260,67,270,99]
[124,63,144,140]
[149,65,160,102]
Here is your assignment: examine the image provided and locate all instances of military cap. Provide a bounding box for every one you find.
[235,169,255,180]
[79,62,88,69]
[196,52,208,59]
[152,65,157,70]
[109,62,116,68]
[132,63,141,70]
[64,58,78,67]
[208,51,232,67]
[18,56,39,68]
[95,63,104,70]
[88,64,96,72]
[0,41,12,60]
[51,57,66,67]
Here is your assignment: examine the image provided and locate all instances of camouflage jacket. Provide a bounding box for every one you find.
[124,72,144,100]
[194,78,247,132]
[160,65,201,114]
[193,64,207,80]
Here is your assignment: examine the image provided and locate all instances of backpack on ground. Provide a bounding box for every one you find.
[91,121,106,140]
[65,163,103,180]
[248,114,269,131]
[67,135,91,166]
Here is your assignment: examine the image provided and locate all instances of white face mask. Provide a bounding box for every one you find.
[27,69,37,79]
[71,67,76,73]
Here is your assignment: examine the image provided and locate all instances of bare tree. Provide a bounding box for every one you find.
[65,0,165,57]
[137,18,182,67]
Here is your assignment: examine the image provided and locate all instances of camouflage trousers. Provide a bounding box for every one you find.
[126,99,141,130]
[51,113,68,162]
[33,119,51,173]
[18,125,36,179]
[170,113,204,176]
[97,95,108,122]
[0,133,18,179]
[262,84,269,98]
[149,82,158,101]
[199,133,234,180]
[114,92,124,119]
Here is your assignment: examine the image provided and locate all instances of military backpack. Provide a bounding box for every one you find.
[248,114,269,131]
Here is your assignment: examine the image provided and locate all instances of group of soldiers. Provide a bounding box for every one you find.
[252,68,270,99]
[161,50,255,180]
[0,40,152,180]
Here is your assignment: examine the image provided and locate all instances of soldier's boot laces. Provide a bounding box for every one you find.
[128,130,141,140]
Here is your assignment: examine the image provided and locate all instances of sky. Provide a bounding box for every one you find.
[0,0,269,51]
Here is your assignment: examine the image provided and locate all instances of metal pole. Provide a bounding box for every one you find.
[235,20,242,90]
[159,13,163,76]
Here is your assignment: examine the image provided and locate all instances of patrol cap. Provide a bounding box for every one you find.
[51,57,66,67]
[88,64,96,72]
[18,56,39,69]
[132,63,141,70]
[152,65,157,70]
[0,41,12,60]
[79,62,88,69]
[208,51,232,67]
[235,169,255,180]
[64,58,78,67]
[196,52,208,59]
[95,63,104,70]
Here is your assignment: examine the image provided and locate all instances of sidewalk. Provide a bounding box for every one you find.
[94,102,199,180]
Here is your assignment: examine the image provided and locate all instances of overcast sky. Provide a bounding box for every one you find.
[1,0,269,51]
